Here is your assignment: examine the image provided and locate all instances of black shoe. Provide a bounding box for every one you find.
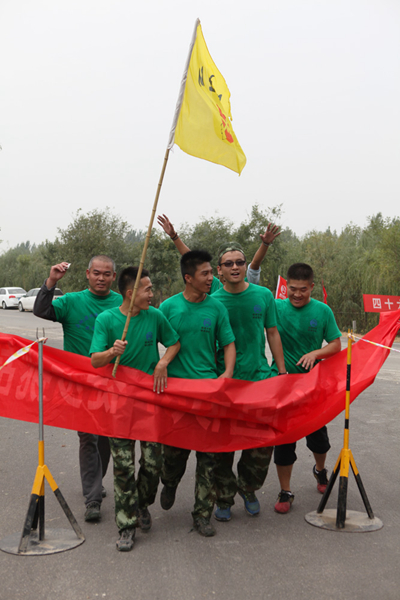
[193,517,216,537]
[138,508,152,532]
[160,485,177,510]
[116,528,135,552]
[84,501,101,522]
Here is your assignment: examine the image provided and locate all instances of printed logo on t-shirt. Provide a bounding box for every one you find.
[145,331,154,346]
[253,305,262,319]
[201,318,212,333]
[308,319,318,332]
[76,314,97,331]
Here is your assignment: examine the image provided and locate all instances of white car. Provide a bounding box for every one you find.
[0,287,27,309]
[18,287,63,312]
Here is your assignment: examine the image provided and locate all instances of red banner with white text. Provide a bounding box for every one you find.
[363,294,400,313]
[0,310,399,452]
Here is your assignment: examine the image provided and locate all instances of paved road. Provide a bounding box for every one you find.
[0,307,64,349]
[0,310,399,600]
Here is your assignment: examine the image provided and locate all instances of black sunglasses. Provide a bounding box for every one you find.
[219,260,246,268]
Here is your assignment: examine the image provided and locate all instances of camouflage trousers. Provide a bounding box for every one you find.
[108,437,162,531]
[161,445,217,520]
[214,447,273,509]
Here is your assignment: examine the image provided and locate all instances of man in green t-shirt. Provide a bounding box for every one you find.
[272,263,342,514]
[90,266,180,551]
[211,242,287,523]
[158,250,236,537]
[34,255,122,522]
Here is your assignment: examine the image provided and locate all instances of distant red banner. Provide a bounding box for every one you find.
[0,310,399,452]
[363,294,400,313]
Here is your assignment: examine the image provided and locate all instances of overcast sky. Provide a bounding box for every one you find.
[1,0,399,251]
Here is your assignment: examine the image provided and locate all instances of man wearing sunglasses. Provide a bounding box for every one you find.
[211,243,287,522]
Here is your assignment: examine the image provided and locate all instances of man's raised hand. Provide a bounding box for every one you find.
[260,223,281,246]
[157,214,176,238]
[46,262,70,289]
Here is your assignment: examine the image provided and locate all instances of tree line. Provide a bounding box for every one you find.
[1,205,399,332]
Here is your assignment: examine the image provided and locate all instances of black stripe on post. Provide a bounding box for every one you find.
[317,461,340,514]
[18,494,39,553]
[354,473,374,519]
[336,476,348,528]
[54,488,85,539]
[346,364,351,390]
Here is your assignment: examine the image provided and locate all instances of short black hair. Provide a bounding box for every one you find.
[287,263,314,282]
[180,250,212,283]
[118,266,150,297]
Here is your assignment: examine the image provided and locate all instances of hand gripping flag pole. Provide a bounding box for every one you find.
[305,332,383,532]
[0,331,85,556]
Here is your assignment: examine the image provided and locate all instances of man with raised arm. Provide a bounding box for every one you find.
[34,255,121,522]
[157,214,281,289]
[211,242,287,522]
[273,263,342,514]
[90,266,180,551]
[158,250,236,537]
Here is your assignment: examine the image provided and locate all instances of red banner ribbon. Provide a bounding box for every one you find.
[0,310,399,452]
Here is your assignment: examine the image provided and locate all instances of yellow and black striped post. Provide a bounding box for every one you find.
[18,440,84,553]
[17,336,84,554]
[317,331,374,528]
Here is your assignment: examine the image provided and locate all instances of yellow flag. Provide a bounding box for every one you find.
[172,22,246,175]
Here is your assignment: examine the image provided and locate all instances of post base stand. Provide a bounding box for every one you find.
[305,509,383,532]
[0,528,85,556]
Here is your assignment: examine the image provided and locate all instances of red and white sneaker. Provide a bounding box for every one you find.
[313,465,329,494]
[274,490,294,514]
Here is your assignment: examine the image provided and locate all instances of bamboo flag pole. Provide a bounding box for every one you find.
[112,19,199,378]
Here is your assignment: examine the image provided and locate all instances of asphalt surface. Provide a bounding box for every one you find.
[0,309,399,600]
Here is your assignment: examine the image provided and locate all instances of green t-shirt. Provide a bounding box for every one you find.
[272,297,342,374]
[89,306,179,375]
[53,289,122,356]
[213,283,277,381]
[159,293,235,379]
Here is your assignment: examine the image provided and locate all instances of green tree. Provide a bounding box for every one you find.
[187,216,234,270]
[1,207,399,331]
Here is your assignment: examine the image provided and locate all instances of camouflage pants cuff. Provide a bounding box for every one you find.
[192,507,213,521]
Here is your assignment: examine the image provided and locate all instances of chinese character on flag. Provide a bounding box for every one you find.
[168,20,246,175]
